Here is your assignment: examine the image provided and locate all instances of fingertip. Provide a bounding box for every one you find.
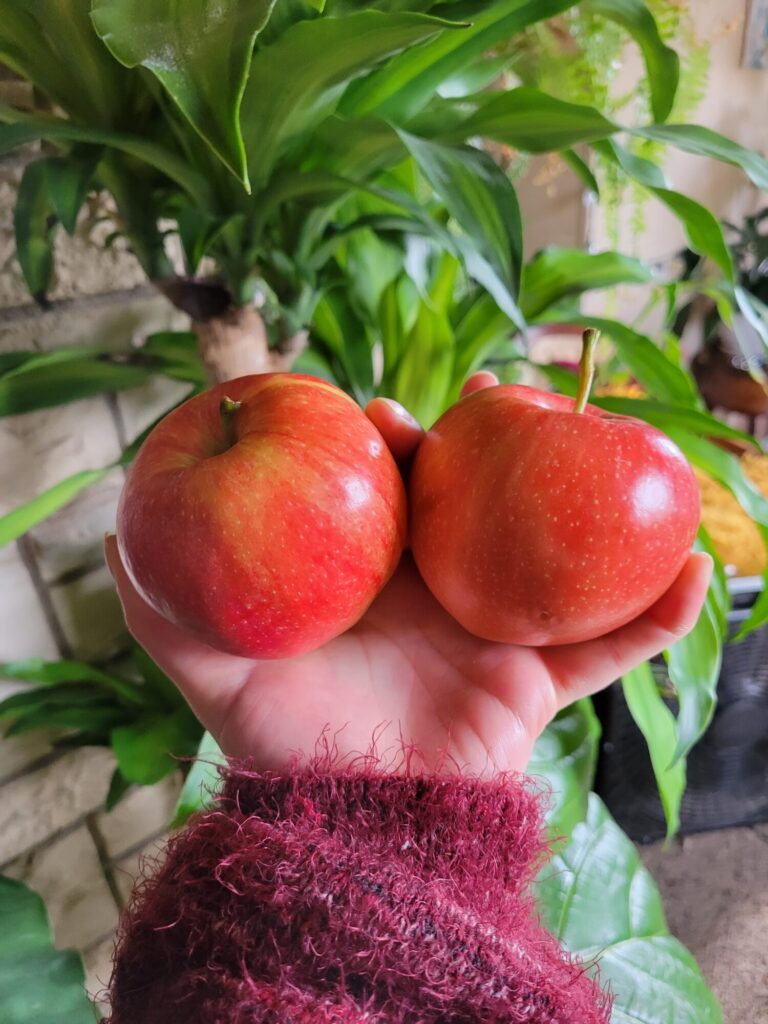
[648,550,712,639]
[365,397,425,463]
[460,371,498,398]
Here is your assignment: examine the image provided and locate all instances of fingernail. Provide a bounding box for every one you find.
[381,398,420,428]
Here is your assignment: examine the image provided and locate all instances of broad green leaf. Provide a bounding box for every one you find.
[0,110,211,207]
[537,795,723,1024]
[43,148,101,234]
[13,161,56,303]
[0,658,145,705]
[0,467,112,548]
[520,249,653,321]
[667,430,768,528]
[112,708,203,786]
[131,643,185,712]
[734,534,768,640]
[664,591,722,765]
[582,0,680,122]
[170,731,226,829]
[106,767,132,810]
[593,397,757,448]
[0,356,154,416]
[595,142,734,281]
[562,148,600,196]
[451,293,513,396]
[3,0,132,126]
[394,292,455,426]
[5,704,127,738]
[633,124,768,193]
[312,290,374,404]
[340,0,580,121]
[527,699,600,839]
[92,0,277,187]
[454,86,618,151]
[622,662,685,838]
[0,876,93,1024]
[398,130,523,294]
[593,137,667,189]
[549,315,700,406]
[652,188,734,282]
[240,11,454,188]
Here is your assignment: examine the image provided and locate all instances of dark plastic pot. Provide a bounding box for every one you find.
[594,577,768,844]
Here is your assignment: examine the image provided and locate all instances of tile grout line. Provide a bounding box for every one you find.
[85,813,126,914]
[15,536,73,659]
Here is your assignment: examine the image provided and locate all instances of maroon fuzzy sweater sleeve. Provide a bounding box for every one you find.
[106,758,611,1023]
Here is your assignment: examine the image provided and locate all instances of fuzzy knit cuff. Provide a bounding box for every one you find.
[106,758,611,1023]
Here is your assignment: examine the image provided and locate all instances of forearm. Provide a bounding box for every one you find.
[107,753,610,1023]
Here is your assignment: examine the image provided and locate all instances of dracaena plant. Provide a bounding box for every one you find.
[3,0,767,379]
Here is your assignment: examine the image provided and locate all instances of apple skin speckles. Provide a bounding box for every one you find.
[409,383,700,647]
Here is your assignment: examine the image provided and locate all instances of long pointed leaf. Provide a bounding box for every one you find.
[622,662,686,838]
[398,129,523,295]
[340,0,580,120]
[240,11,455,188]
[582,0,680,121]
[633,124,768,192]
[13,161,56,304]
[92,0,277,187]
[0,110,211,206]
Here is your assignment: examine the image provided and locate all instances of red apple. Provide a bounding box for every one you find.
[117,374,406,658]
[409,336,700,646]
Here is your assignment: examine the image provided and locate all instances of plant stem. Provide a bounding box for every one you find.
[219,397,242,449]
[574,328,600,414]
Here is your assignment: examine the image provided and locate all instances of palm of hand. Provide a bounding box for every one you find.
[105,378,711,775]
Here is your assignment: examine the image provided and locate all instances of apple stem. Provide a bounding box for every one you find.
[574,328,600,414]
[219,396,242,449]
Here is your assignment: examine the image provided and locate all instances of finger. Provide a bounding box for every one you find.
[460,371,498,398]
[104,534,250,735]
[365,397,425,463]
[541,551,713,711]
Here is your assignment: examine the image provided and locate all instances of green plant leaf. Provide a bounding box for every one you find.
[312,290,374,404]
[240,11,454,188]
[131,643,185,712]
[547,315,700,406]
[664,592,722,765]
[561,148,600,196]
[582,0,680,122]
[111,708,203,786]
[170,731,226,829]
[454,86,618,151]
[537,795,723,1024]
[340,0,580,121]
[633,124,768,193]
[593,396,757,447]
[42,148,101,235]
[652,188,734,281]
[3,0,133,127]
[91,0,277,187]
[667,430,768,528]
[595,141,734,281]
[0,657,141,701]
[13,160,56,304]
[527,699,600,839]
[0,876,93,1024]
[398,130,523,297]
[520,248,653,321]
[622,662,685,838]
[5,704,127,738]
[0,110,211,207]
[0,467,112,549]
[0,355,155,416]
[393,291,455,427]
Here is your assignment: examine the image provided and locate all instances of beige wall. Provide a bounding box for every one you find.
[586,0,767,323]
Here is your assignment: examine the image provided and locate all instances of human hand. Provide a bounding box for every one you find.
[105,374,711,777]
